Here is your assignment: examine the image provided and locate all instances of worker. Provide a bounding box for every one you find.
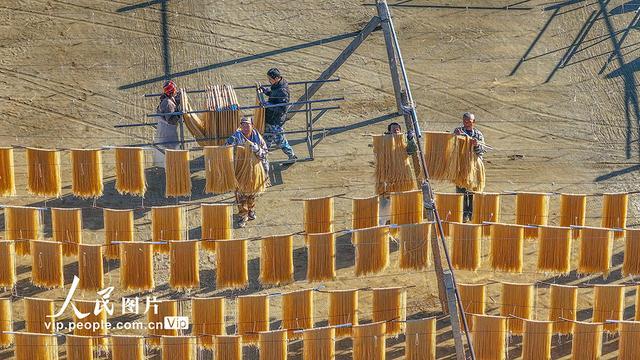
[453,112,486,222]
[226,116,269,228]
[153,80,181,167]
[260,68,297,161]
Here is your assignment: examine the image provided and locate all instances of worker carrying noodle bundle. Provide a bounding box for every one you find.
[153,80,182,167]
[226,116,269,228]
[453,112,486,222]
[259,68,298,161]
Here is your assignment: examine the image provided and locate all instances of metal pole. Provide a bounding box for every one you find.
[178,119,185,150]
[377,3,404,114]
[305,83,314,158]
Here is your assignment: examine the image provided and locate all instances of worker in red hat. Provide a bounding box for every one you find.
[153,80,182,167]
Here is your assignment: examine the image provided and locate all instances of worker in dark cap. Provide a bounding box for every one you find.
[260,68,297,161]
[153,80,182,167]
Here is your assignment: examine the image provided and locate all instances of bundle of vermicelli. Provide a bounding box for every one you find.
[215,335,242,360]
[405,318,436,360]
[578,226,613,275]
[352,196,379,230]
[471,192,501,237]
[0,298,12,347]
[601,192,628,239]
[455,136,485,192]
[169,240,200,290]
[0,241,16,288]
[397,222,431,270]
[152,205,185,253]
[26,147,61,197]
[434,192,463,237]
[103,208,133,260]
[537,226,572,274]
[70,149,103,198]
[489,223,524,273]
[282,289,314,338]
[372,287,405,335]
[253,94,266,134]
[14,332,58,360]
[624,229,640,276]
[201,203,232,252]
[0,147,15,196]
[234,143,267,194]
[303,327,335,360]
[204,146,236,194]
[352,225,390,276]
[451,222,482,271]
[237,294,269,344]
[306,232,336,282]
[120,242,154,291]
[515,192,549,239]
[571,321,602,359]
[164,149,192,197]
[66,335,94,360]
[205,84,241,145]
[618,321,640,360]
[353,322,386,360]
[372,134,416,194]
[162,336,196,360]
[78,244,104,291]
[30,240,63,288]
[51,207,83,256]
[191,297,225,349]
[548,284,577,334]
[304,196,334,234]
[114,147,146,196]
[423,131,458,181]
[258,330,287,360]
[73,300,107,347]
[521,320,552,360]
[500,282,534,334]
[147,300,178,347]
[112,335,145,360]
[24,298,55,334]
[390,190,423,226]
[5,206,41,256]
[328,289,358,337]
[471,315,507,360]
[259,234,293,285]
[559,194,586,238]
[180,92,208,146]
[592,284,624,332]
[457,283,486,331]
[216,239,248,289]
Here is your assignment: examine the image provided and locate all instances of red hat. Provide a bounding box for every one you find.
[163,80,176,96]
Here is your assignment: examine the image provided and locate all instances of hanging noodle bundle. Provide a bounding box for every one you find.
[5,206,41,256]
[112,335,144,360]
[352,196,379,230]
[457,283,486,331]
[559,194,586,238]
[215,335,242,360]
[352,322,386,360]
[515,192,549,239]
[0,147,15,196]
[303,327,335,360]
[282,289,314,338]
[0,298,11,348]
[471,192,501,237]
[618,321,640,360]
[260,234,294,285]
[500,282,534,334]
[471,315,507,360]
[405,318,436,360]
[237,294,269,344]
[181,85,241,146]
[434,192,463,237]
[73,300,107,347]
[352,225,390,276]
[624,229,640,276]
[601,192,628,239]
[578,226,613,275]
[306,232,336,282]
[451,222,482,271]
[164,149,192,197]
[147,300,178,347]
[592,284,624,332]
[120,242,154,291]
[169,240,200,290]
[390,190,423,226]
[397,222,431,270]
[78,244,104,291]
[51,207,83,256]
[372,287,405,335]
[191,297,225,349]
[201,203,232,252]
[234,143,267,194]
[114,147,146,196]
[0,241,16,288]
[571,321,602,360]
[161,336,196,360]
[24,298,55,334]
[30,240,63,288]
[66,335,94,360]
[204,146,236,194]
[537,226,572,274]
[521,320,552,360]
[489,223,524,273]
[70,149,103,198]
[372,134,416,194]
[152,205,185,253]
[548,284,577,334]
[26,147,61,197]
[216,239,248,289]
[103,208,133,260]
[304,196,334,234]
[423,131,458,181]
[455,136,485,192]
[253,93,266,134]
[328,289,358,337]
[258,330,287,360]
[14,332,58,360]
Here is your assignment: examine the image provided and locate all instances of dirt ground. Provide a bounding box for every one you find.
[2,0,640,358]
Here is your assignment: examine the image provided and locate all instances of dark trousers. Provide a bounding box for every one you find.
[456,186,473,220]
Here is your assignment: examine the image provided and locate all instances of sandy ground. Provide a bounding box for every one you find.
[2,0,640,358]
